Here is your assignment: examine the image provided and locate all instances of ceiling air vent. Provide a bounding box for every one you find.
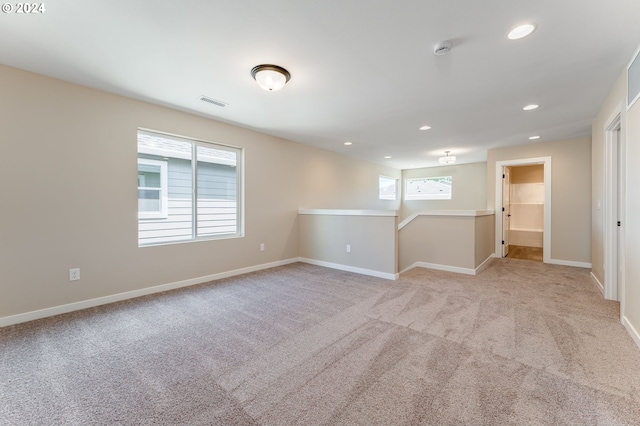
[629,48,640,108]
[199,96,228,108]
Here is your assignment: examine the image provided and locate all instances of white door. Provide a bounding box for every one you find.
[616,127,623,299]
[502,167,511,257]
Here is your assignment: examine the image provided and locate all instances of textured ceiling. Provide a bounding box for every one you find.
[2,0,640,168]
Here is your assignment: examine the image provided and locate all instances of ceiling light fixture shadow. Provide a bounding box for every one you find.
[251,64,291,91]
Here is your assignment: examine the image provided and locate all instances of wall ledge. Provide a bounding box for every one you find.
[298,209,398,217]
[399,209,494,230]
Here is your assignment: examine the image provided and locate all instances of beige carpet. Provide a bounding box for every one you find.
[1,259,640,425]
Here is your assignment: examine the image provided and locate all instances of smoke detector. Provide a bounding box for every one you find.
[434,40,452,56]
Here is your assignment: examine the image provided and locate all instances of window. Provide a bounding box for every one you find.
[379,176,398,200]
[138,158,168,219]
[137,129,243,246]
[405,176,452,200]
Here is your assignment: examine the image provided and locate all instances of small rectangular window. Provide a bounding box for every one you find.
[137,129,243,246]
[405,176,452,200]
[379,176,398,200]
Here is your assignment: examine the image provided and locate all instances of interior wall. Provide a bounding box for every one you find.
[0,64,400,320]
[400,162,487,220]
[487,138,592,264]
[625,93,640,339]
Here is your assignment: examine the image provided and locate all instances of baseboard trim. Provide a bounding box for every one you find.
[590,272,605,295]
[547,259,592,269]
[474,254,496,275]
[400,261,476,276]
[298,258,398,280]
[622,315,640,349]
[0,258,299,328]
[400,254,495,276]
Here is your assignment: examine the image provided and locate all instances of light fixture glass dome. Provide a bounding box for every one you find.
[439,151,456,164]
[251,64,291,91]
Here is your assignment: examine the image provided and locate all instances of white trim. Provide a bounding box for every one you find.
[400,254,494,276]
[622,315,640,349]
[298,209,398,217]
[474,254,496,275]
[627,44,640,109]
[603,104,625,303]
[398,209,495,230]
[590,272,604,295]
[495,157,551,264]
[0,258,299,328]
[298,257,398,280]
[547,259,592,269]
[400,261,477,276]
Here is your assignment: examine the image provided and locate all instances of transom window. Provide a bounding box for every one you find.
[405,176,452,200]
[137,129,243,246]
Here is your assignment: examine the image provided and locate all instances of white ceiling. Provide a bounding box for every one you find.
[2,0,640,169]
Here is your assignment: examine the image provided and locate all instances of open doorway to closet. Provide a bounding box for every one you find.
[495,157,551,264]
[503,165,544,261]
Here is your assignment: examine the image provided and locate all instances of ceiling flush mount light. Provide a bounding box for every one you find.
[250,64,291,91]
[433,40,452,56]
[529,135,541,140]
[523,104,539,111]
[384,156,392,159]
[508,24,536,40]
[439,151,456,164]
[344,141,353,146]
[419,125,432,130]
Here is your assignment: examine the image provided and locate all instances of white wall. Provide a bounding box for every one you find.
[487,138,592,265]
[593,47,640,345]
[401,162,487,220]
[0,64,400,321]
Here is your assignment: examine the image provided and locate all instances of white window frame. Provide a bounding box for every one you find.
[379,175,398,200]
[404,176,452,200]
[137,158,168,219]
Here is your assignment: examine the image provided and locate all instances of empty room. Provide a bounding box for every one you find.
[2,1,640,424]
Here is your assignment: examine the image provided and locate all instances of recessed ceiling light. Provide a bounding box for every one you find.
[419,125,432,130]
[344,141,352,146]
[384,156,392,159]
[529,135,541,140]
[523,104,539,111]
[508,24,536,40]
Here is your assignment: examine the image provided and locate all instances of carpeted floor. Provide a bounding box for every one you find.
[1,259,640,425]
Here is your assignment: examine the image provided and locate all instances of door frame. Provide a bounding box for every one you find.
[495,157,551,263]
[604,102,626,305]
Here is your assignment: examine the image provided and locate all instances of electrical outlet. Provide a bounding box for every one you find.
[346,244,351,253]
[69,268,80,281]
[260,243,265,252]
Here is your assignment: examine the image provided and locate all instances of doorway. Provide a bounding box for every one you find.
[504,164,544,262]
[495,157,551,264]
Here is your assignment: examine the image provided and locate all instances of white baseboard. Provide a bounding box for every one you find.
[0,258,299,328]
[590,272,604,295]
[547,259,592,269]
[400,254,495,276]
[400,261,476,276]
[622,315,640,349]
[475,254,496,274]
[298,258,398,280]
